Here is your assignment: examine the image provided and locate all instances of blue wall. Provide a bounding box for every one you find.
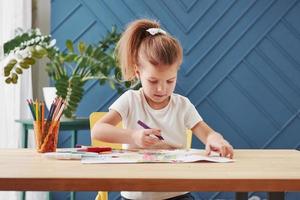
[51,0,300,199]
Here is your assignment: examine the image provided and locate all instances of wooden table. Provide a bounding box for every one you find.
[0,149,299,200]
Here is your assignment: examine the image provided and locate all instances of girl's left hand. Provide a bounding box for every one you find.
[205,132,234,159]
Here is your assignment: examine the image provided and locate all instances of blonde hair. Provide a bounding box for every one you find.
[115,19,183,81]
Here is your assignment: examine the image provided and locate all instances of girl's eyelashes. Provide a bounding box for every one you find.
[148,80,158,84]
[147,80,175,84]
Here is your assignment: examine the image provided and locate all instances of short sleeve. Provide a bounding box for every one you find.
[184,100,203,129]
[109,90,130,120]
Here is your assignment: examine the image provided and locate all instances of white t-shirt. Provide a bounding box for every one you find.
[109,88,203,200]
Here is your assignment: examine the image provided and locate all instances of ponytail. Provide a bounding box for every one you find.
[115,19,182,81]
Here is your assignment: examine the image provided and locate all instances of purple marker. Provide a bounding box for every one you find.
[137,120,164,140]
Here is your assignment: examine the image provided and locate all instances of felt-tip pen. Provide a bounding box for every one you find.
[76,146,112,153]
[137,120,164,140]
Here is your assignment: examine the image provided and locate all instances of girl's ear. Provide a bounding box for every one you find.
[134,65,140,79]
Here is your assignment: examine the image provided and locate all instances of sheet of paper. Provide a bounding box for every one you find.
[44,150,98,160]
[81,149,235,164]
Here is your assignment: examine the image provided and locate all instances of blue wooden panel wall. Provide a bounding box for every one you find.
[51,0,300,199]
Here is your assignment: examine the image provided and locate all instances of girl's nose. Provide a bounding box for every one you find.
[157,83,166,92]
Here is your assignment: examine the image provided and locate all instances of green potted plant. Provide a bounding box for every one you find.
[3,27,138,118]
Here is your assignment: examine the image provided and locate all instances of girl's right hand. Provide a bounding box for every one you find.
[132,129,162,148]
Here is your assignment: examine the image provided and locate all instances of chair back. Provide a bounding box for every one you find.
[89,112,122,200]
[89,112,122,150]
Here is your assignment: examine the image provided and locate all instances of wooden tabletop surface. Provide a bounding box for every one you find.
[0,149,299,191]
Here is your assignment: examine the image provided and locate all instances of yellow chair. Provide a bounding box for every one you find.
[89,112,122,200]
[89,112,193,200]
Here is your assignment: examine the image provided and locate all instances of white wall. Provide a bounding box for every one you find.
[32,0,50,100]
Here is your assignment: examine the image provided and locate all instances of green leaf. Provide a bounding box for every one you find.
[3,31,32,54]
[11,73,18,84]
[98,78,106,85]
[4,59,17,76]
[62,76,84,118]
[109,79,115,90]
[117,87,123,94]
[55,76,69,98]
[31,51,44,59]
[66,40,74,52]
[5,77,12,84]
[92,47,104,59]
[125,81,131,88]
[23,57,36,65]
[19,61,30,69]
[15,67,23,74]
[35,46,48,56]
[8,59,17,66]
[86,45,93,56]
[4,68,11,77]
[77,57,87,68]
[64,53,77,62]
[78,41,86,55]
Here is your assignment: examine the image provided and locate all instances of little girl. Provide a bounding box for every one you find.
[92,18,233,200]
